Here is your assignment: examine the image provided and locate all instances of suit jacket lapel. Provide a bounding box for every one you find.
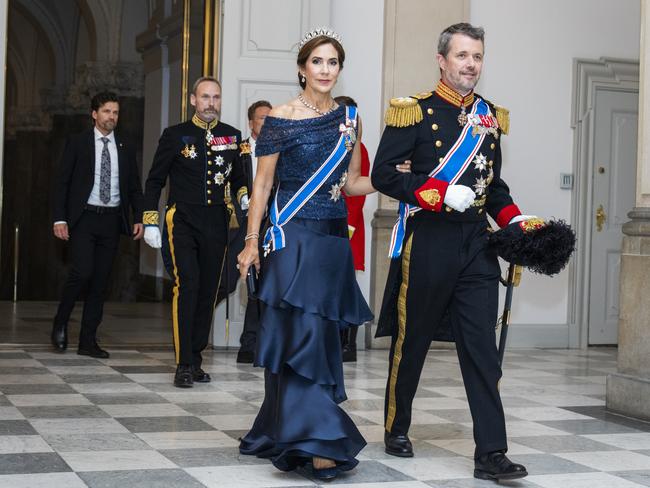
[115,134,127,199]
[84,129,95,182]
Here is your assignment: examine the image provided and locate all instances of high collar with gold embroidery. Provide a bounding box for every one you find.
[434,81,475,108]
[192,113,219,130]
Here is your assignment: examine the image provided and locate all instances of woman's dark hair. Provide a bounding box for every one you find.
[91,91,119,112]
[297,37,345,89]
[334,95,356,107]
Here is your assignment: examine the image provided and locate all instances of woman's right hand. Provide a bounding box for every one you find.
[237,240,260,280]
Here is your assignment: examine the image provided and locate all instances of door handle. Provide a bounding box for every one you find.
[596,204,606,232]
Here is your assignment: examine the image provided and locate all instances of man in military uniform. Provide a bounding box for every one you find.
[143,76,248,388]
[371,23,531,481]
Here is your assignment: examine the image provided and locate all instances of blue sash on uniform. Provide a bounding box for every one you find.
[388,98,491,258]
[264,105,358,254]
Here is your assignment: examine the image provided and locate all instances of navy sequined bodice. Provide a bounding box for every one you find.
[255,105,352,219]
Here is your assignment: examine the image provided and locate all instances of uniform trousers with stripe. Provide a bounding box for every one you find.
[384,214,508,457]
[162,202,228,367]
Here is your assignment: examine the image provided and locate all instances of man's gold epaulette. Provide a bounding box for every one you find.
[494,105,510,135]
[239,141,251,155]
[384,93,429,128]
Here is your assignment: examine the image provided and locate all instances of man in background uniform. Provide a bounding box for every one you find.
[236,100,272,363]
[142,77,248,388]
[372,23,531,482]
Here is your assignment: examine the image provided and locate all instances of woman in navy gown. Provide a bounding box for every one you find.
[237,29,375,480]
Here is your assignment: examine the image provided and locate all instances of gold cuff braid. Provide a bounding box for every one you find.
[236,186,248,204]
[143,211,159,226]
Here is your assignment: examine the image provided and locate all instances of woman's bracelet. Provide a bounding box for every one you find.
[244,233,259,241]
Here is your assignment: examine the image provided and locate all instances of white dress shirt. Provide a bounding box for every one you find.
[87,127,120,207]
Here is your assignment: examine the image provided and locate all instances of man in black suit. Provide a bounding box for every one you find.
[51,92,144,359]
[236,100,272,364]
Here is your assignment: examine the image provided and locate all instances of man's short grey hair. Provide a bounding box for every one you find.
[192,76,221,95]
[437,23,485,57]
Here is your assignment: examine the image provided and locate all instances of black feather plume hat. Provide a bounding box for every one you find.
[488,218,576,276]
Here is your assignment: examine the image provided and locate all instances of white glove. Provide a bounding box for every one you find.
[443,185,476,212]
[144,226,162,249]
[509,214,538,225]
[240,194,250,211]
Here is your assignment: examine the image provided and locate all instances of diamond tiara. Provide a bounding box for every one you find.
[298,27,342,50]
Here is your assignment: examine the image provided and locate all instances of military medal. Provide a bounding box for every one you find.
[328,171,348,201]
[215,155,224,166]
[458,107,468,126]
[213,172,225,185]
[339,118,357,151]
[181,144,197,159]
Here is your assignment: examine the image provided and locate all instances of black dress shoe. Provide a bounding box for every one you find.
[474,450,528,481]
[384,431,414,457]
[192,367,211,383]
[77,342,109,359]
[51,322,67,352]
[174,364,194,388]
[236,350,254,364]
[342,345,357,362]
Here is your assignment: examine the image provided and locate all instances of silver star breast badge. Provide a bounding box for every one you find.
[215,156,224,166]
[214,172,225,185]
[329,182,342,201]
[473,175,487,196]
[473,153,487,172]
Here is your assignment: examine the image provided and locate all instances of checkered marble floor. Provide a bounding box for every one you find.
[0,346,649,488]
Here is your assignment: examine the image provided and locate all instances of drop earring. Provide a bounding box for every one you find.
[301,75,306,83]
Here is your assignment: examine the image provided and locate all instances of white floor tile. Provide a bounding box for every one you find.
[0,473,88,488]
[59,449,177,472]
[556,450,650,471]
[527,472,647,488]
[185,464,316,488]
[0,435,53,454]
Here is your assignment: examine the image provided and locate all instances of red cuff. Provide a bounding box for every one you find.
[496,204,521,228]
[414,178,449,212]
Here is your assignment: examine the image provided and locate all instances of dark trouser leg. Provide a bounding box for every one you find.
[79,214,120,345]
[384,222,458,436]
[162,205,200,365]
[54,214,96,327]
[240,295,262,352]
[191,206,227,368]
[449,226,507,457]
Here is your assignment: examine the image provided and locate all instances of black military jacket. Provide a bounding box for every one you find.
[371,83,520,229]
[143,114,247,225]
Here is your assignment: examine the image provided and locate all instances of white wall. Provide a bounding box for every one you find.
[470,0,641,345]
[331,0,385,301]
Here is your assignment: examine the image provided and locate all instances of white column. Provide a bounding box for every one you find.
[606,0,650,421]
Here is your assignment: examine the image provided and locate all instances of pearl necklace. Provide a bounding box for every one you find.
[298,93,336,116]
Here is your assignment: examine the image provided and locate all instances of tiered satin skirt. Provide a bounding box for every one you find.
[239,218,372,472]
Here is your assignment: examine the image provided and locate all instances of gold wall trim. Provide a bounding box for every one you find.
[180,0,191,121]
